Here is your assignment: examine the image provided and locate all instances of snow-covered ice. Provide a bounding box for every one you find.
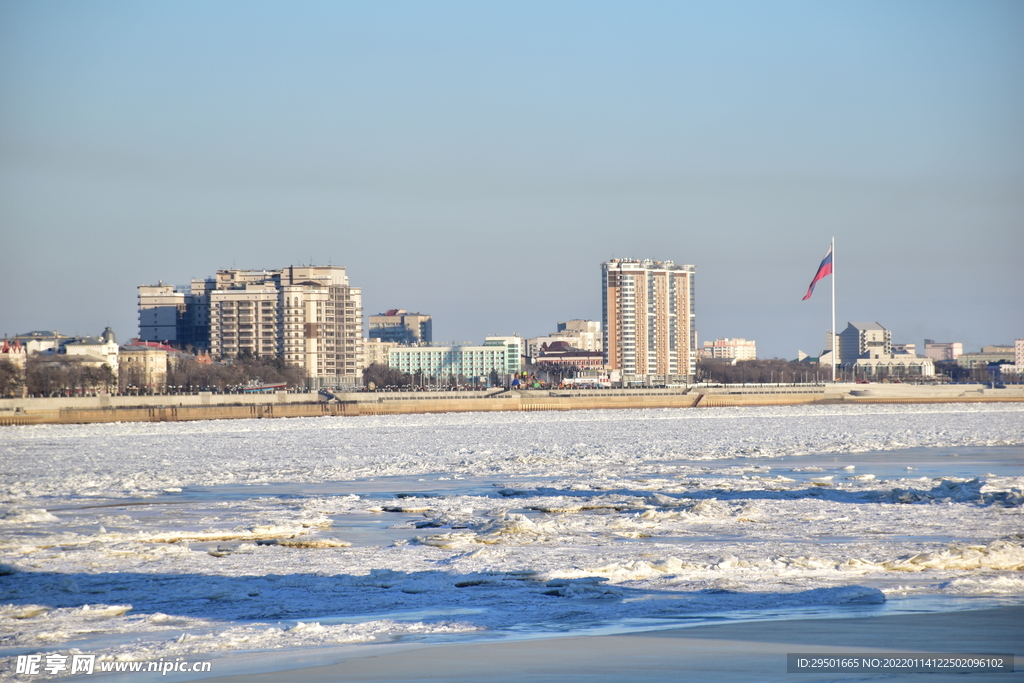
[1,403,1022,676]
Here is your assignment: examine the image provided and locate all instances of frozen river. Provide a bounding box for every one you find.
[1,403,1022,677]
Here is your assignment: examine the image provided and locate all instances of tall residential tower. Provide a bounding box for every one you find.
[602,259,696,382]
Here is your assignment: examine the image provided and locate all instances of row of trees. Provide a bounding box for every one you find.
[5,355,1015,399]
[157,356,305,393]
[362,361,600,391]
[0,354,308,397]
[123,355,306,394]
[934,360,1019,384]
[698,358,1020,384]
[0,358,117,397]
[696,359,830,384]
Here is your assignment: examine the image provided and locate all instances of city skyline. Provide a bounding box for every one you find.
[3,251,1018,361]
[2,2,1022,358]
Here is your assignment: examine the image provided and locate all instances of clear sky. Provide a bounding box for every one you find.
[2,0,1022,359]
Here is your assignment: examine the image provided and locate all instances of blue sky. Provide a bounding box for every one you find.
[2,0,1022,358]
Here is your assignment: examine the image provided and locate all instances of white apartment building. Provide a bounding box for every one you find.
[703,338,757,361]
[602,259,696,381]
[210,281,282,359]
[389,339,514,381]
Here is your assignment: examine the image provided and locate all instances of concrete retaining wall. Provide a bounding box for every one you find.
[0,392,701,425]
[1,384,1020,426]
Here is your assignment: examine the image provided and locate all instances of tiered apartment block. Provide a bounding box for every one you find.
[140,266,363,388]
[602,259,696,382]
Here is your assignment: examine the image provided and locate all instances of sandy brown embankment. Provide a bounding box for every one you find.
[0,384,1021,426]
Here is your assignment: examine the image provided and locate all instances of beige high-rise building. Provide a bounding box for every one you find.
[144,265,363,388]
[602,259,696,381]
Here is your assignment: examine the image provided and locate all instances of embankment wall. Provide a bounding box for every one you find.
[1,385,1020,426]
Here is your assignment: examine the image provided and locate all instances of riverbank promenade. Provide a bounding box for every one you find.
[2,383,1021,426]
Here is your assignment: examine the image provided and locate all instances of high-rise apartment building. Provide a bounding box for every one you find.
[137,281,211,348]
[602,259,696,381]
[139,265,363,388]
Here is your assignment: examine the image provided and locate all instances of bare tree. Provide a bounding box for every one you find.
[0,359,24,397]
[362,363,410,389]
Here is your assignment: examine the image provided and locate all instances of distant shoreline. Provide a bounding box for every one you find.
[2,383,1022,426]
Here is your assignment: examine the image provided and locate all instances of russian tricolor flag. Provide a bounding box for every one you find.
[802,245,833,300]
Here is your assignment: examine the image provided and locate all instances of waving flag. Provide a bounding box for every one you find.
[802,244,833,300]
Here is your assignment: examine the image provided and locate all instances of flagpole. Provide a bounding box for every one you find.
[831,236,836,382]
